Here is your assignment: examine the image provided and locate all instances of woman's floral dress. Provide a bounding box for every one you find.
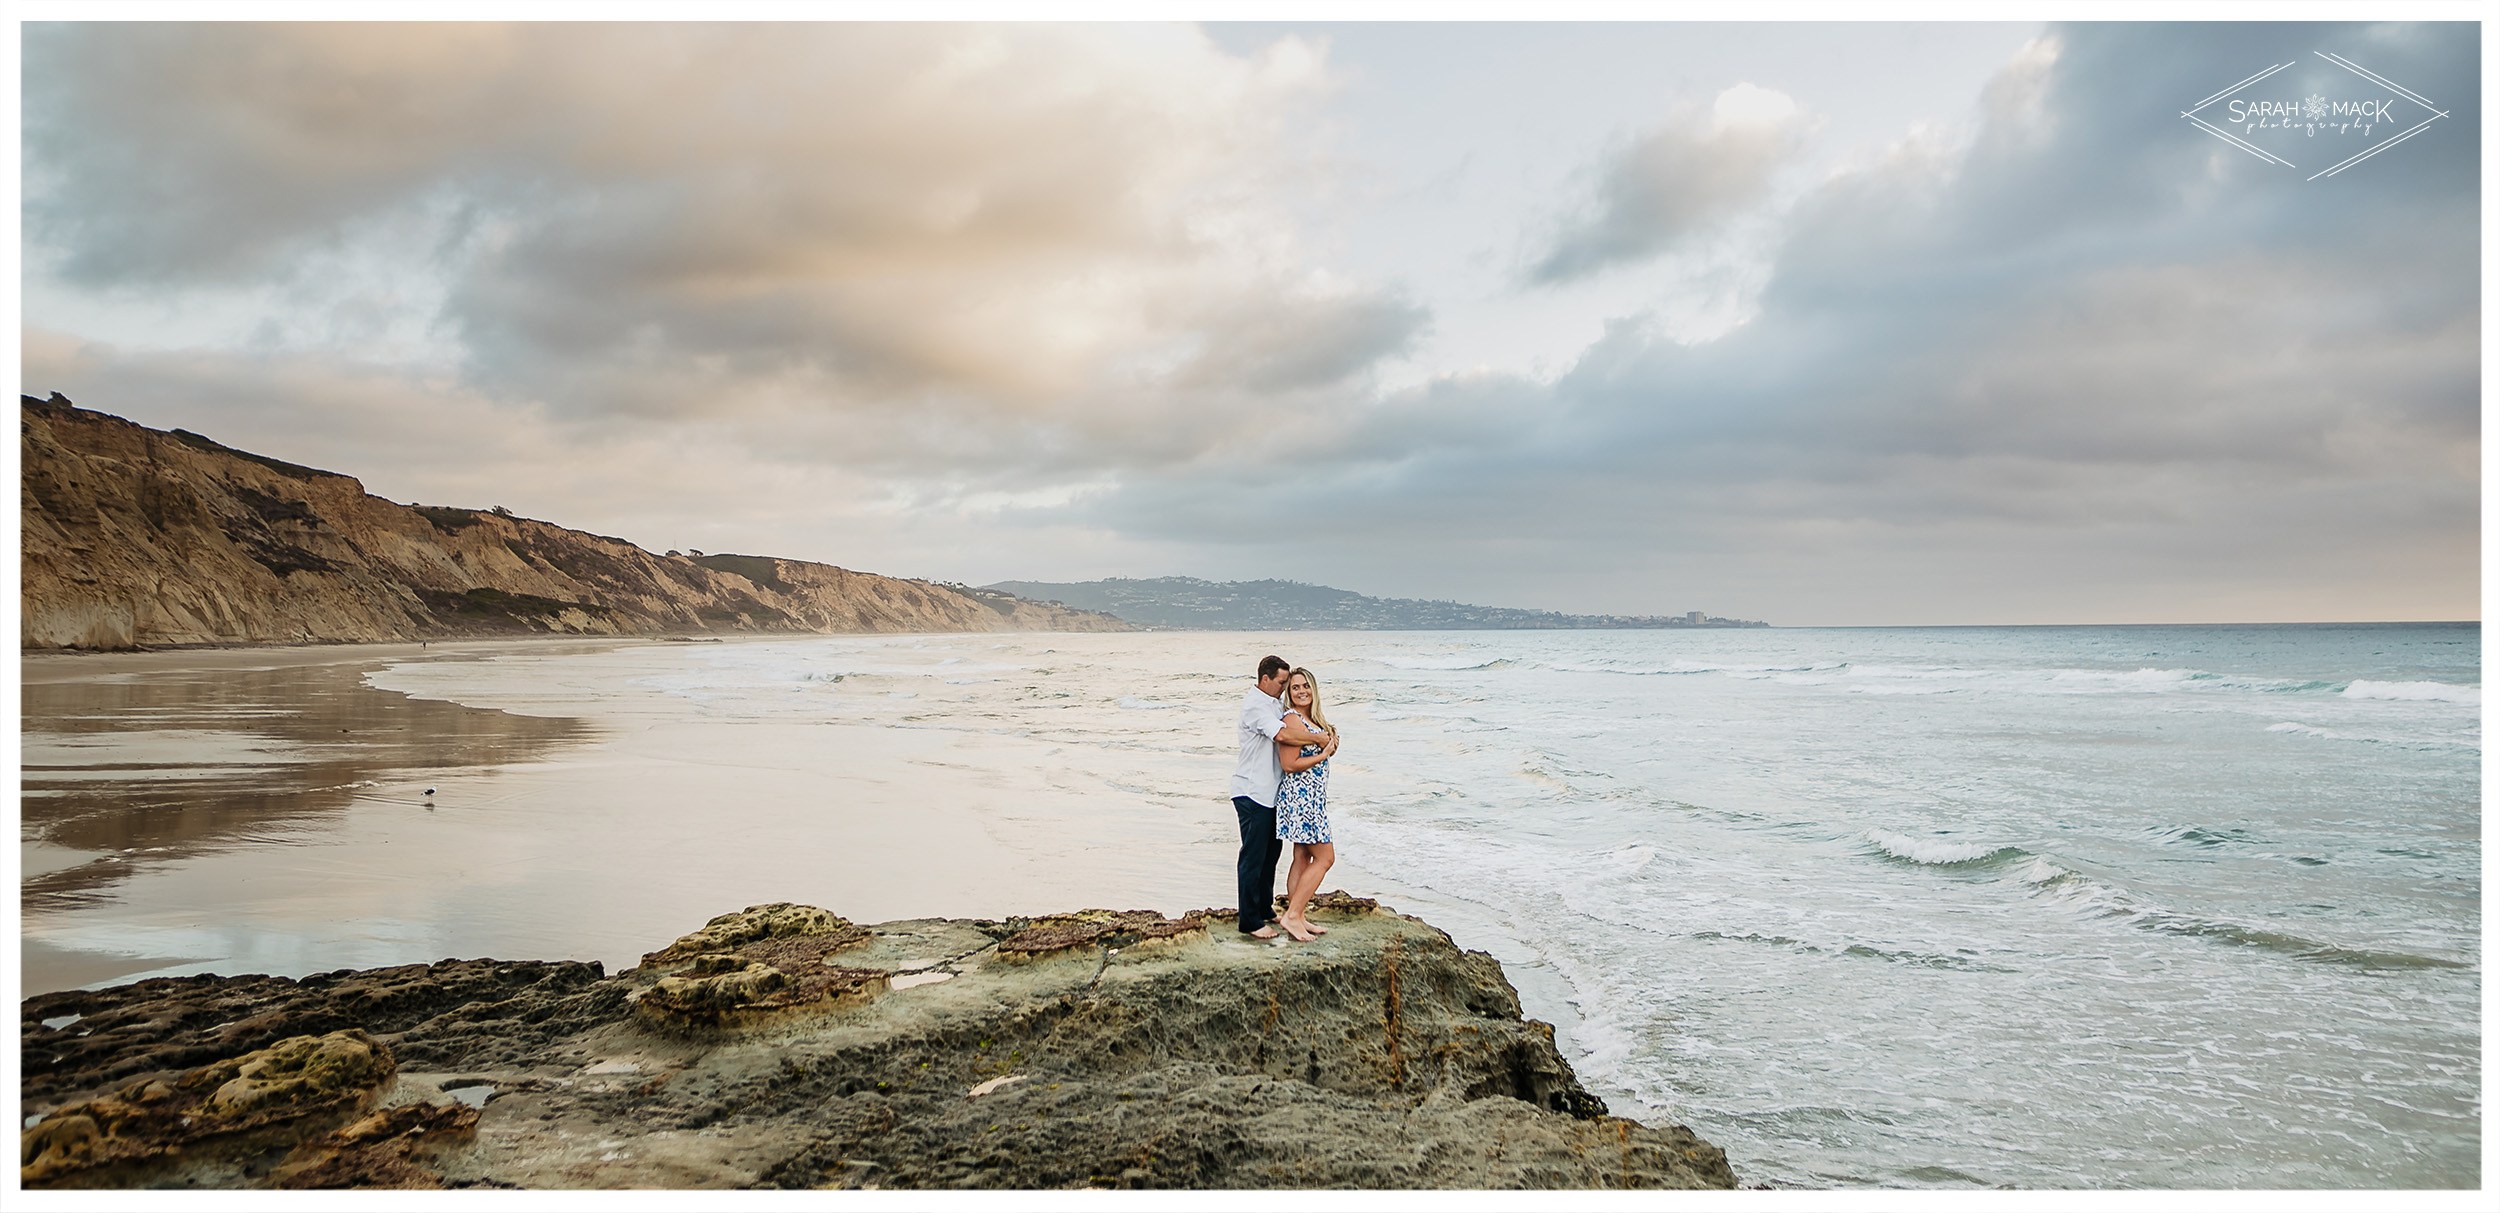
[1275,711,1331,844]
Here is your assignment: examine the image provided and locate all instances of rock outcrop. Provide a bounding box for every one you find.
[21,900,1736,1191]
[21,393,1129,649]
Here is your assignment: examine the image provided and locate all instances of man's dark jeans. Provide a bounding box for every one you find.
[1232,795,1283,933]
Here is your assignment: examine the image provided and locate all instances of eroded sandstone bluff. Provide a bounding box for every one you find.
[20,393,1127,649]
[20,900,1736,1190]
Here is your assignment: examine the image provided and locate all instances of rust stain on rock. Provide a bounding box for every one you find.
[993,909,1207,960]
[274,1100,481,1190]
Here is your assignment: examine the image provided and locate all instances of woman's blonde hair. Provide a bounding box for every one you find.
[1287,667,1334,735]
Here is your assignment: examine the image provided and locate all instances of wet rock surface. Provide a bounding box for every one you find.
[985,908,1210,958]
[21,959,611,1103]
[20,900,1736,1190]
[21,1029,397,1187]
[640,903,870,967]
[631,903,892,1031]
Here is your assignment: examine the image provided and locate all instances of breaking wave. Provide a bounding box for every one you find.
[1374,656,1518,672]
[2342,680,2479,705]
[2014,856,2468,971]
[1863,829,2029,867]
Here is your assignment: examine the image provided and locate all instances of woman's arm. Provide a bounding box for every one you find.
[1280,723,1338,773]
[1278,714,1324,773]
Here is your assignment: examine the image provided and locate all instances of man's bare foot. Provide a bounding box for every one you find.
[1248,924,1280,940]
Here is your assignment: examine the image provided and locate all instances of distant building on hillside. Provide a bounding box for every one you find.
[1686,611,1705,625]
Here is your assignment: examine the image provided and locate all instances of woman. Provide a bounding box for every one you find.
[1273,667,1340,943]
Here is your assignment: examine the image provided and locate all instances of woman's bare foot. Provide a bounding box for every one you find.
[1304,921,1329,936]
[1280,917,1319,942]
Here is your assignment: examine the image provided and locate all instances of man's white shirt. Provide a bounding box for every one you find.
[1232,686,1287,807]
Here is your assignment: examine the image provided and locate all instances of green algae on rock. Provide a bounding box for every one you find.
[633,903,894,1031]
[640,902,871,966]
[19,899,1737,1190]
[636,956,892,1032]
[21,1029,397,1186]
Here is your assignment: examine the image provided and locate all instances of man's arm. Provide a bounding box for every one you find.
[1246,694,1325,747]
[1278,724,1338,771]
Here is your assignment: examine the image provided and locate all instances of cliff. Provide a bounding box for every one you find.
[20,899,1736,1191]
[20,393,1127,649]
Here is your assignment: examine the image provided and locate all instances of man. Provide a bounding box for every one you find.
[1233,655,1334,939]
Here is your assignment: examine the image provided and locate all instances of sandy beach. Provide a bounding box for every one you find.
[20,639,523,683]
[20,634,1239,995]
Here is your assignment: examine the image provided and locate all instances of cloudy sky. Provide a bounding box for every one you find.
[18,17,2481,625]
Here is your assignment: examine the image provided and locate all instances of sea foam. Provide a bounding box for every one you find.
[1864,829,2025,866]
[2342,680,2479,705]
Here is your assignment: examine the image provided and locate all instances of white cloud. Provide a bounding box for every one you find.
[20,21,2478,624]
[25,23,1422,479]
[1055,22,2479,623]
[1528,84,1813,285]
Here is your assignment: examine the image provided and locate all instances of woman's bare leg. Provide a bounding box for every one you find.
[1290,845,1330,940]
[1307,842,1335,932]
[1283,843,1336,938]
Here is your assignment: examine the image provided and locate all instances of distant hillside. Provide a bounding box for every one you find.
[983,577,1766,631]
[20,393,1128,649]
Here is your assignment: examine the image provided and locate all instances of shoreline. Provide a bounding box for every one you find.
[19,634,677,682]
[16,631,1605,1106]
[19,633,1249,998]
[17,630,1625,1162]
[21,642,601,992]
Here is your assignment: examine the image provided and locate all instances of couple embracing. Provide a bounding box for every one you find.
[1231,655,1341,942]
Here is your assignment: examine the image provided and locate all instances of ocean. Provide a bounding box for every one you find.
[18,623,2481,1187]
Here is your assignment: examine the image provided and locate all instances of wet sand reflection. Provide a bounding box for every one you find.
[20,648,591,987]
